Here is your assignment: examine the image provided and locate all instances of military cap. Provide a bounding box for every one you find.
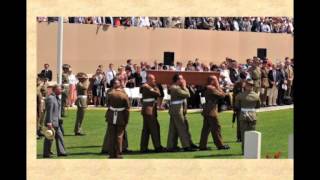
[76,72,88,79]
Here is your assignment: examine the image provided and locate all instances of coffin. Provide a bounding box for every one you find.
[146,70,220,85]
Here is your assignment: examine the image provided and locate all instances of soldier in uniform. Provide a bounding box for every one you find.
[105,78,130,158]
[140,74,166,153]
[74,72,89,136]
[232,72,247,142]
[166,74,197,152]
[249,57,261,94]
[61,64,70,117]
[37,75,48,138]
[260,61,270,107]
[199,75,230,150]
[37,77,44,139]
[234,79,261,153]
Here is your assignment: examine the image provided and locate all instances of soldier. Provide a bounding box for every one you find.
[249,57,261,94]
[140,74,166,153]
[37,77,44,139]
[284,59,294,97]
[37,75,48,138]
[105,78,130,158]
[166,74,197,152]
[260,61,270,107]
[232,72,247,142]
[199,75,230,150]
[74,72,89,136]
[234,79,261,153]
[61,64,70,117]
[43,85,67,158]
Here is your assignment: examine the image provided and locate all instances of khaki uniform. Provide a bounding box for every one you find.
[260,67,270,106]
[74,80,89,134]
[285,66,294,96]
[232,80,245,141]
[105,88,130,158]
[101,89,129,153]
[140,84,162,151]
[234,90,260,153]
[62,73,69,114]
[38,83,48,132]
[250,67,261,94]
[167,85,192,149]
[199,85,226,149]
[36,86,44,134]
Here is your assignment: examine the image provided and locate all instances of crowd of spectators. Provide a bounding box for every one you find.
[38,56,294,110]
[37,16,294,34]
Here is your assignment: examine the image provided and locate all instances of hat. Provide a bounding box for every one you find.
[76,72,88,79]
[62,64,70,69]
[246,79,254,85]
[41,127,55,140]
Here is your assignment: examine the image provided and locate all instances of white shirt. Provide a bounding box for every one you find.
[261,24,271,32]
[175,66,185,71]
[141,70,147,83]
[68,74,78,85]
[220,69,232,84]
[93,16,102,24]
[106,69,117,85]
[139,17,150,27]
[233,20,239,31]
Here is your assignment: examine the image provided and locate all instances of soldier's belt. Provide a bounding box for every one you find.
[142,98,156,102]
[241,108,256,112]
[109,106,126,125]
[63,83,69,86]
[170,100,184,105]
[77,95,87,99]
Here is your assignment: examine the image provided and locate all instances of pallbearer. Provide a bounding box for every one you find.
[140,74,166,153]
[199,75,230,150]
[166,74,196,152]
[105,78,130,158]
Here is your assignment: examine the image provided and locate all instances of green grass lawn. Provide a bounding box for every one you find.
[37,108,293,159]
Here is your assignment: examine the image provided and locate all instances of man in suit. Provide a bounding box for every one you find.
[106,63,117,88]
[74,72,89,136]
[140,74,166,153]
[277,63,287,105]
[268,64,281,106]
[105,78,130,158]
[199,75,230,150]
[166,74,197,152]
[229,60,240,84]
[43,85,67,158]
[40,63,52,81]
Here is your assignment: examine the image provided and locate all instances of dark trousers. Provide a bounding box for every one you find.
[140,114,162,151]
[277,87,286,105]
[108,124,126,158]
[43,126,66,157]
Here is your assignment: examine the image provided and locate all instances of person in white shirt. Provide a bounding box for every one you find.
[93,16,103,25]
[67,68,78,107]
[261,21,271,32]
[105,63,117,88]
[233,18,240,31]
[219,63,233,85]
[139,16,150,27]
[175,61,184,71]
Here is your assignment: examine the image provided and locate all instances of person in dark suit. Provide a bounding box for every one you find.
[43,85,67,158]
[267,64,281,106]
[277,63,287,105]
[229,60,239,84]
[40,63,52,81]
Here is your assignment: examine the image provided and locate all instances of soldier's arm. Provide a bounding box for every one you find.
[176,86,190,98]
[207,85,225,98]
[234,94,241,111]
[255,95,261,109]
[146,85,161,97]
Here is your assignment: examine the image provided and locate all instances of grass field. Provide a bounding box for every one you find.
[37,108,293,159]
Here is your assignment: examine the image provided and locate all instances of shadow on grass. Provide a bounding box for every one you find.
[194,153,243,158]
[67,145,102,149]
